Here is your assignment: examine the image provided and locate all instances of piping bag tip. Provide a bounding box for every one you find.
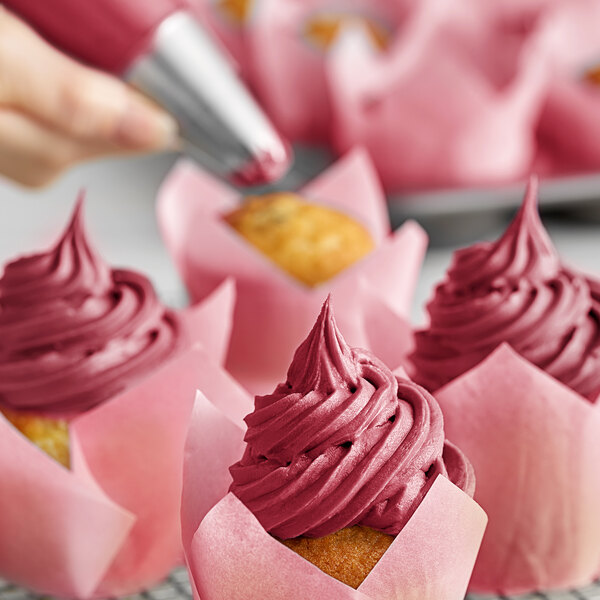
[232,141,294,186]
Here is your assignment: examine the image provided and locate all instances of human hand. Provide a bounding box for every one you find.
[0,7,179,187]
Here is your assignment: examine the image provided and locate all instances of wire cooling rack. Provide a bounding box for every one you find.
[2,568,600,599]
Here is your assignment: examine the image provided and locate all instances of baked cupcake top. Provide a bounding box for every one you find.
[229,297,474,539]
[224,192,374,287]
[412,179,600,400]
[0,200,181,415]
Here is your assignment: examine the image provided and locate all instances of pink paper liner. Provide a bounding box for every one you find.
[535,0,600,173]
[0,413,134,599]
[187,483,485,600]
[328,0,550,191]
[537,80,600,172]
[157,149,426,394]
[0,283,235,598]
[247,0,404,144]
[435,344,600,594]
[181,390,486,600]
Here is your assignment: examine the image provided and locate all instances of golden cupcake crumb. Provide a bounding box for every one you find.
[225,193,374,287]
[584,66,600,86]
[305,14,390,52]
[216,0,253,24]
[2,409,70,468]
[280,525,394,589]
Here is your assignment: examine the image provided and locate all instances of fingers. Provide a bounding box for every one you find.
[0,109,131,188]
[0,7,179,151]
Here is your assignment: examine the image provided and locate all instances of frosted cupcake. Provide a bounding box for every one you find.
[229,297,475,587]
[0,199,233,598]
[181,298,487,599]
[408,179,600,594]
[411,178,600,400]
[0,200,182,467]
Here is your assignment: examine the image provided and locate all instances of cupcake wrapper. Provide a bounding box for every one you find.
[537,80,600,172]
[435,344,600,594]
[181,390,487,600]
[158,149,426,394]
[0,413,134,599]
[181,277,236,366]
[328,0,550,190]
[535,0,600,173]
[246,0,402,143]
[0,283,235,599]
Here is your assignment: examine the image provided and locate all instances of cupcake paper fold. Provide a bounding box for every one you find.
[329,0,550,191]
[536,0,600,173]
[157,149,426,394]
[198,0,600,185]
[435,344,600,594]
[182,389,487,600]
[246,0,405,144]
[0,281,235,599]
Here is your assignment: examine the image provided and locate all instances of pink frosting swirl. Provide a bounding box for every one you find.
[412,179,600,400]
[0,200,181,415]
[229,297,474,539]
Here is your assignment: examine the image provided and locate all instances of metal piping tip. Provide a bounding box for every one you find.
[232,142,293,186]
[127,11,292,185]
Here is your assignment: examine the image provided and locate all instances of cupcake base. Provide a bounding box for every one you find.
[279,525,394,589]
[2,409,70,467]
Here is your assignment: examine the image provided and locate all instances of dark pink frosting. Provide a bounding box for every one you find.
[412,179,600,400]
[229,297,474,539]
[0,200,181,415]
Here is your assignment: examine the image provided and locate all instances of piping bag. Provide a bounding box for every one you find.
[3,0,292,185]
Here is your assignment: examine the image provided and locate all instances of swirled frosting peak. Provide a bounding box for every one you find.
[286,297,359,395]
[0,199,181,415]
[229,297,474,539]
[412,178,600,400]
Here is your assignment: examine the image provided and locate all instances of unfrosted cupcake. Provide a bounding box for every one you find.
[229,296,475,588]
[158,151,427,394]
[411,178,600,400]
[224,192,374,287]
[0,200,181,466]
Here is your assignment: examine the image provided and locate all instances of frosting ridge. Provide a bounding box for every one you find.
[229,297,474,539]
[412,178,600,400]
[0,199,181,415]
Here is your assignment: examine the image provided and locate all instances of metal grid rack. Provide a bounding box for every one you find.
[2,568,600,600]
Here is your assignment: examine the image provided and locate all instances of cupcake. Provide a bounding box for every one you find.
[406,179,600,594]
[245,0,401,143]
[411,177,600,400]
[0,198,234,598]
[224,192,374,287]
[329,0,550,191]
[535,0,600,174]
[229,296,476,587]
[181,298,487,599]
[0,199,183,467]
[158,149,426,393]
[0,199,181,413]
